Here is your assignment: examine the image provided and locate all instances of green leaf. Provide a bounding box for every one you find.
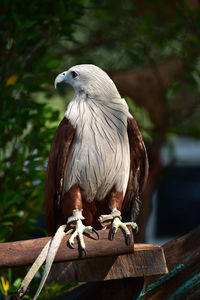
[13,278,22,289]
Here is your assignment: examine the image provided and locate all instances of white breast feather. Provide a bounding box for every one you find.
[63,94,130,201]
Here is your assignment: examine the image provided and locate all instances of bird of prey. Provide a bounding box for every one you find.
[46,64,148,248]
[18,64,148,299]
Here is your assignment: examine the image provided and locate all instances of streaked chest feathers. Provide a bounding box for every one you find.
[63,95,130,201]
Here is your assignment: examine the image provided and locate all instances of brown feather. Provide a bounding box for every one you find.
[122,117,149,221]
[45,117,75,235]
[45,115,148,234]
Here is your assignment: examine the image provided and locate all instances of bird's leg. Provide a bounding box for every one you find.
[108,208,138,245]
[99,208,138,245]
[98,207,121,228]
[99,189,138,245]
[67,209,99,254]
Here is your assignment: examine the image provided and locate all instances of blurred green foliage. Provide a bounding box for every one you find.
[0,0,85,242]
[0,268,76,299]
[0,0,85,298]
[1,0,200,298]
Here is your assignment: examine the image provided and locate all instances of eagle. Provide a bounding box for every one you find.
[18,64,148,299]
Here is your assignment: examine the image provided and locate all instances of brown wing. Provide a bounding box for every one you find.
[122,116,149,221]
[45,117,75,235]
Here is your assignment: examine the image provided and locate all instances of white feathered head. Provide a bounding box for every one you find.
[55,64,121,100]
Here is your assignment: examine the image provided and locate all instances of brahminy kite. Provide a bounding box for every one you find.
[18,64,148,299]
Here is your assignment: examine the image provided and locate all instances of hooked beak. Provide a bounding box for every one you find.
[54,71,68,88]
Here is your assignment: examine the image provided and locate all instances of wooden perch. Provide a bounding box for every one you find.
[0,229,167,281]
[0,229,133,268]
[48,246,167,283]
[49,228,200,300]
[0,229,169,300]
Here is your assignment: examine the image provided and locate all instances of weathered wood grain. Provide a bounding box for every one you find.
[0,229,134,268]
[0,229,135,267]
[50,227,200,300]
[0,229,167,281]
[48,244,167,282]
[0,229,169,300]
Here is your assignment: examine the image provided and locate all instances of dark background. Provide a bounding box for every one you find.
[0,0,200,298]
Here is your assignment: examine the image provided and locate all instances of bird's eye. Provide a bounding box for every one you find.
[71,71,78,79]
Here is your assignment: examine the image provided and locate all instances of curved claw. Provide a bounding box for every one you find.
[67,239,75,249]
[81,247,87,256]
[109,226,116,241]
[125,233,131,246]
[92,228,100,240]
